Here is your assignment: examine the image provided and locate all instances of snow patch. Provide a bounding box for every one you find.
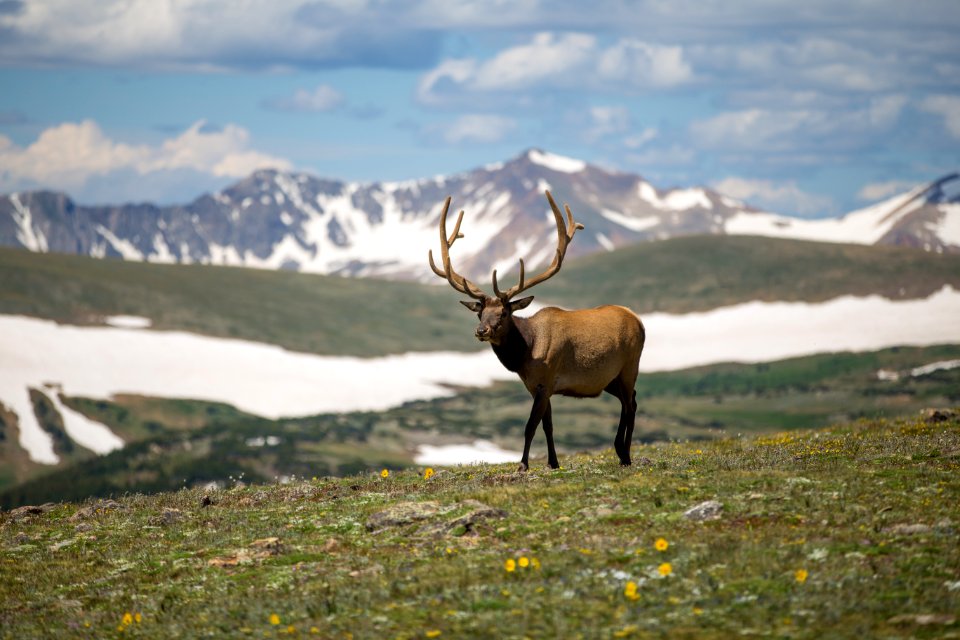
[527,150,586,174]
[935,204,960,246]
[104,315,152,329]
[599,208,659,232]
[910,359,960,377]
[414,440,519,465]
[595,232,615,252]
[95,225,144,260]
[10,193,48,252]
[46,385,125,455]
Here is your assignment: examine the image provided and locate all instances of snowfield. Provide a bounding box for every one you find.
[2,286,960,465]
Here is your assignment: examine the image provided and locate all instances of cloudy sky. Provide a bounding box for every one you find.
[0,0,958,216]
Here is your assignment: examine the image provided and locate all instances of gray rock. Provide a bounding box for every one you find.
[683,500,723,521]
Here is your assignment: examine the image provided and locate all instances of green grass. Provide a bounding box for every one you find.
[2,414,958,638]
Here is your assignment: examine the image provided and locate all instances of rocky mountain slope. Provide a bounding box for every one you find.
[3,149,957,283]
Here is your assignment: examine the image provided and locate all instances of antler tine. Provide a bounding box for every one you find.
[494,190,582,301]
[427,196,487,300]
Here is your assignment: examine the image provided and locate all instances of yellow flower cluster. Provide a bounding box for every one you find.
[423,467,435,480]
[381,469,389,478]
[117,612,142,632]
[504,556,540,572]
[623,581,640,601]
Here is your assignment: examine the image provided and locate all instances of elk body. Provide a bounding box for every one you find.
[429,191,645,471]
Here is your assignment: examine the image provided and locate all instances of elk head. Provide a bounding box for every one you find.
[428,191,583,345]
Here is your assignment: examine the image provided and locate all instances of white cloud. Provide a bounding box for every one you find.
[712,176,835,217]
[689,95,907,152]
[425,114,518,144]
[266,85,345,113]
[857,180,918,201]
[920,95,960,139]
[0,120,291,193]
[417,32,693,105]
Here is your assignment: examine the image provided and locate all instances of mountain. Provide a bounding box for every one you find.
[1,149,959,283]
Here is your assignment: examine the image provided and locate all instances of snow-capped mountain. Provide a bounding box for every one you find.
[1,150,958,283]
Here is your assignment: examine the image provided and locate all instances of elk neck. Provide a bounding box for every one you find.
[490,314,531,374]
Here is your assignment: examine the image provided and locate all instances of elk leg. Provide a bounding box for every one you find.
[519,385,549,472]
[623,389,637,466]
[541,400,560,469]
[605,380,630,465]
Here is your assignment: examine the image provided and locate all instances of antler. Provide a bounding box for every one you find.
[428,196,487,300]
[492,190,584,301]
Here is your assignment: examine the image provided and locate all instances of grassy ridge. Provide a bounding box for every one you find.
[2,415,958,638]
[4,236,960,356]
[534,235,960,313]
[0,247,473,357]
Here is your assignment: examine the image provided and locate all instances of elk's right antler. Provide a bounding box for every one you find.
[428,196,487,300]
[492,190,583,301]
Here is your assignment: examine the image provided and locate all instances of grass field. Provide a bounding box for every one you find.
[2,413,958,638]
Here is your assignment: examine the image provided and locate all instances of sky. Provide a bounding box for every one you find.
[0,1,958,217]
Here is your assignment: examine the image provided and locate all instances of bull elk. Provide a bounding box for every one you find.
[428,191,645,471]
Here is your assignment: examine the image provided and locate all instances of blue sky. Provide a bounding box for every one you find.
[0,1,958,216]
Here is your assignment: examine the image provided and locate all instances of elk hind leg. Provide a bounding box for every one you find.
[541,400,560,469]
[605,378,634,466]
[519,385,549,472]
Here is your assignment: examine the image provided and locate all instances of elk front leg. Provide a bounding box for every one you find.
[518,385,549,472]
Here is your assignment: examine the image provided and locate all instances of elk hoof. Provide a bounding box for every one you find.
[516,462,529,473]
[619,459,632,467]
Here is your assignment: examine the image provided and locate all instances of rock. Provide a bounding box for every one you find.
[366,499,508,536]
[365,501,441,531]
[8,503,56,522]
[249,537,283,555]
[74,523,93,533]
[418,501,508,537]
[70,500,123,522]
[887,613,956,626]
[884,523,932,535]
[683,500,723,522]
[160,508,183,525]
[920,408,956,423]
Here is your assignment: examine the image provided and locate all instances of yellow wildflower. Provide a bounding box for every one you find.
[658,562,672,577]
[693,607,704,616]
[380,469,389,478]
[531,557,541,569]
[270,614,281,626]
[310,627,320,634]
[654,537,669,552]
[426,631,443,638]
[287,625,296,634]
[794,568,808,584]
[624,581,640,601]
[518,556,530,568]
[134,613,142,624]
[121,613,133,626]
[504,558,516,572]
[424,467,435,480]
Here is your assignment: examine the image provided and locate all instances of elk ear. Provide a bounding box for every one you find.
[510,296,535,311]
[460,300,483,313]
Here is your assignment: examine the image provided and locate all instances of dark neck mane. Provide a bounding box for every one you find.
[491,316,530,374]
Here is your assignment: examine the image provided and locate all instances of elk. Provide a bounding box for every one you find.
[428,191,645,471]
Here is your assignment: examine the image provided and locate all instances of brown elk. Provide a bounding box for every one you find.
[428,191,645,471]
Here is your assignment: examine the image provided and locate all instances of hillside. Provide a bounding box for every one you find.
[3,235,960,356]
[2,414,958,638]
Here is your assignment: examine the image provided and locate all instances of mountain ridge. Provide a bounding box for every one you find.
[2,149,958,283]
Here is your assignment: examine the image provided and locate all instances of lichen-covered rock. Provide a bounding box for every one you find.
[365,501,441,531]
[683,500,723,521]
